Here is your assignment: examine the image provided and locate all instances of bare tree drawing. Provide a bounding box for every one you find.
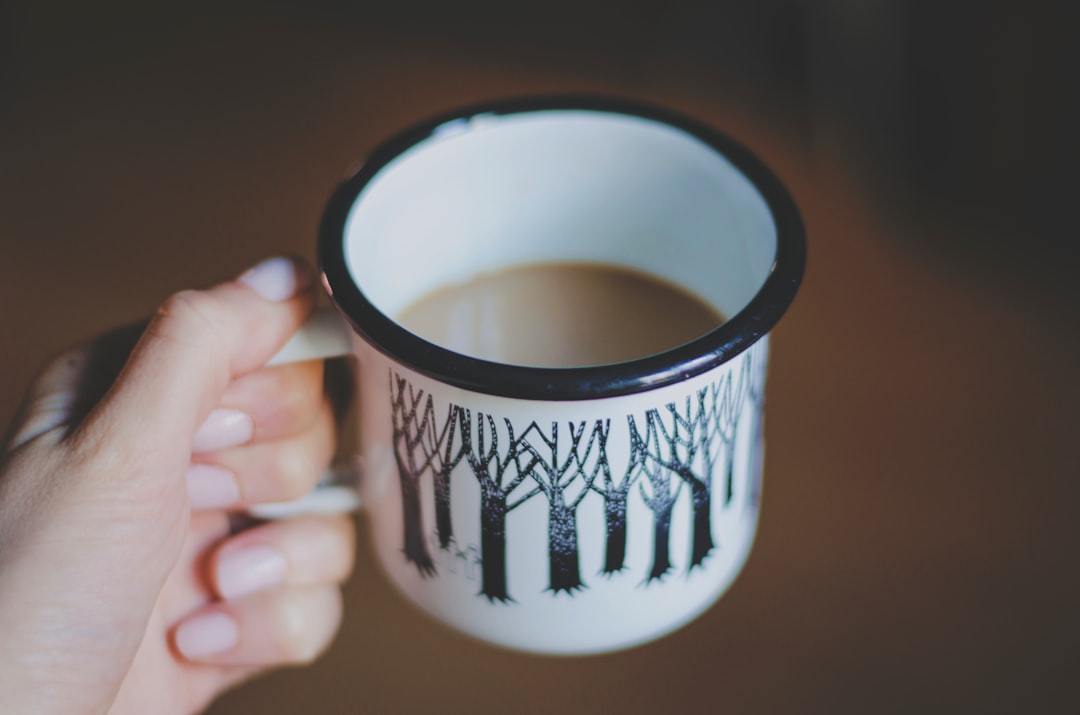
[430,406,468,551]
[590,419,645,575]
[648,393,718,572]
[637,354,753,573]
[715,354,753,509]
[633,413,685,582]
[744,343,767,509]
[388,348,763,596]
[389,373,461,576]
[519,421,604,594]
[456,409,540,603]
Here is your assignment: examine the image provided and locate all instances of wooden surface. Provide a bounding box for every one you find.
[2,15,1077,715]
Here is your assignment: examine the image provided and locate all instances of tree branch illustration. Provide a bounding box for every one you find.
[634,412,685,582]
[456,409,539,603]
[713,352,752,509]
[661,392,717,571]
[424,400,468,551]
[390,372,444,577]
[639,358,752,574]
[520,420,603,595]
[589,419,644,575]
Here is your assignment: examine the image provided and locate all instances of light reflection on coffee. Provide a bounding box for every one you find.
[396,262,725,368]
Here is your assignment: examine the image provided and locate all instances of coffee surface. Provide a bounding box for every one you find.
[396,262,724,368]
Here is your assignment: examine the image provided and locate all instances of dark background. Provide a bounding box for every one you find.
[2,2,1078,713]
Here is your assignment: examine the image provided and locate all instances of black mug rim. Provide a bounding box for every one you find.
[318,95,806,401]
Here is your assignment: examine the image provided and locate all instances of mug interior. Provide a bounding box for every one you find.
[343,110,776,329]
[320,98,804,399]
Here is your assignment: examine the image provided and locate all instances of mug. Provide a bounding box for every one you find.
[268,96,805,655]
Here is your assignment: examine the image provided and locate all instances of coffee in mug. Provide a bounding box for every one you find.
[396,262,725,368]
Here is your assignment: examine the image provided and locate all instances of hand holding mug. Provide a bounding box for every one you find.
[0,258,355,715]
[0,96,804,715]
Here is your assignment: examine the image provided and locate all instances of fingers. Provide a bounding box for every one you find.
[185,331,339,511]
[215,361,327,444]
[190,400,336,509]
[75,257,317,468]
[173,585,344,666]
[173,515,354,665]
[170,516,352,665]
[209,515,356,600]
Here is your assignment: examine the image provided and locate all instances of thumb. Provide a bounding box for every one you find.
[74,256,316,465]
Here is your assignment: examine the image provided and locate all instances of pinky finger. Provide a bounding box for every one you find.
[173,585,343,667]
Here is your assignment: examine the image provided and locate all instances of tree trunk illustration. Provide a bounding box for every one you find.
[479,484,510,602]
[655,396,716,572]
[434,470,453,549]
[633,413,683,584]
[591,418,643,575]
[390,373,464,577]
[602,492,629,574]
[457,409,539,603]
[547,497,582,593]
[655,357,753,573]
[716,353,753,510]
[723,447,736,506]
[393,445,436,576]
[521,420,603,595]
[648,497,675,581]
[688,477,714,569]
[432,408,465,550]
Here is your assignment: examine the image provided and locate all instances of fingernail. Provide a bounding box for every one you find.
[237,256,306,302]
[217,545,287,600]
[192,409,253,452]
[186,464,241,510]
[175,611,239,660]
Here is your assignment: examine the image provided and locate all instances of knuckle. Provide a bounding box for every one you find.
[152,291,223,344]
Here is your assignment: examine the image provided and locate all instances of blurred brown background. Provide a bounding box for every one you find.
[2,1,1078,713]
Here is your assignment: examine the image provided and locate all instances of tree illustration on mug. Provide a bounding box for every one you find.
[387,346,758,599]
[517,420,605,595]
[389,374,464,577]
[636,358,752,575]
[455,409,539,603]
[589,418,645,576]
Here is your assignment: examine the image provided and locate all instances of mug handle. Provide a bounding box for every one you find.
[265,305,354,367]
[247,306,361,520]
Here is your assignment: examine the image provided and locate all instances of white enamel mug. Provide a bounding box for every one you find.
[270,97,805,655]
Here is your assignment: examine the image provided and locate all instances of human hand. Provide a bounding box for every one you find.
[0,257,356,715]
